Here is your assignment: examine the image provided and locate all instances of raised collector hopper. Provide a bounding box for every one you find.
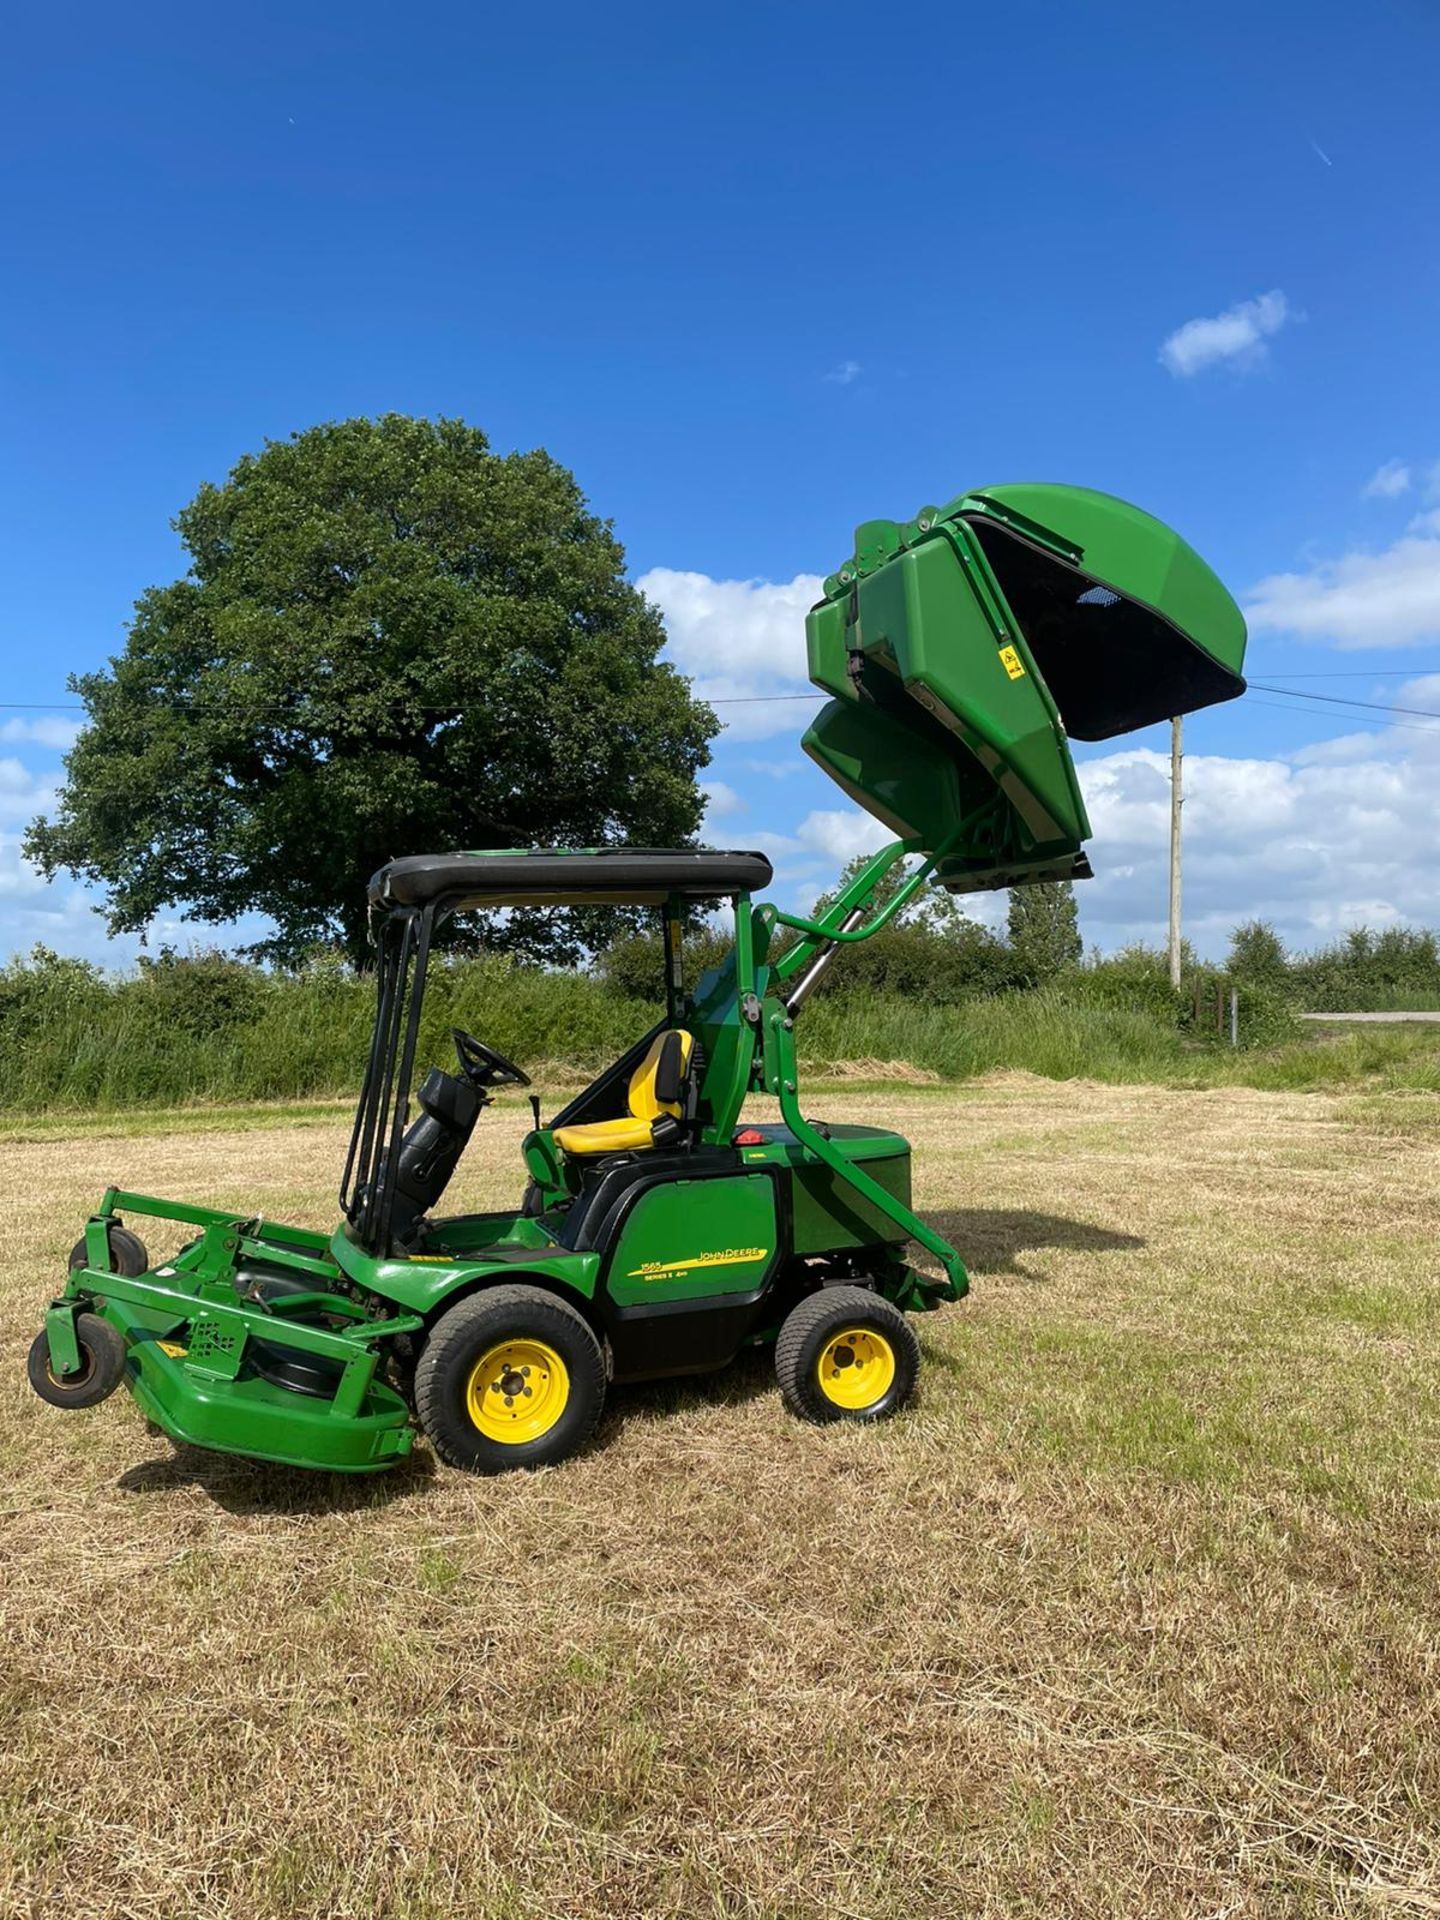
[803,483,1247,892]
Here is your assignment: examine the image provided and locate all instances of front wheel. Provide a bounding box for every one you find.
[27,1312,127,1409]
[414,1285,606,1473]
[775,1285,920,1425]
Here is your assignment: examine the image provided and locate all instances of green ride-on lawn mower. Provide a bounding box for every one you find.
[28,483,1248,1476]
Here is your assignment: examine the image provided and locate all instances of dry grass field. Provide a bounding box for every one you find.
[3,1076,1440,1918]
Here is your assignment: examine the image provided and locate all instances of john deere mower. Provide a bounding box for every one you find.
[28,483,1247,1474]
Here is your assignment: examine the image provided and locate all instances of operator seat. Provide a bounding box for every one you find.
[553,1030,696,1156]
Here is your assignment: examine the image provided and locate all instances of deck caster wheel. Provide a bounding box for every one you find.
[27,1313,127,1409]
[414,1284,605,1474]
[775,1285,919,1425]
[69,1224,149,1278]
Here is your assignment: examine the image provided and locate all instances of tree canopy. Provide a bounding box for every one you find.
[1006,880,1082,984]
[1226,920,1288,985]
[26,416,717,964]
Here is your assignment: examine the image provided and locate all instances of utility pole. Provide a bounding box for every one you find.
[1168,715,1183,989]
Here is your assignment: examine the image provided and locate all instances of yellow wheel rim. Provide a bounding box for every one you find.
[465,1339,569,1445]
[817,1326,896,1410]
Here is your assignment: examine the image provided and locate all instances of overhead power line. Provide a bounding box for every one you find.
[1260,668,1440,678]
[1246,682,1440,721]
[4,681,1440,725]
[1244,697,1440,737]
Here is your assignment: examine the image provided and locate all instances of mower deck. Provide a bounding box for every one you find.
[106,1290,414,1472]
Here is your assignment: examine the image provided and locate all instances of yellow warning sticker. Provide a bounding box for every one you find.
[998,644,1026,680]
[157,1340,188,1358]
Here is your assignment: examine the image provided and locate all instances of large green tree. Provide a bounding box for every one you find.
[1006,880,1082,984]
[27,416,717,964]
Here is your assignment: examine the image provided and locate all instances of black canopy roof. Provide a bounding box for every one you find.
[369,848,775,913]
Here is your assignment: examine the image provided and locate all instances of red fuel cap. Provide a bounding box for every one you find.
[734,1128,767,1145]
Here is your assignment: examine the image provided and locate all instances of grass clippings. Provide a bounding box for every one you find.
[2,1077,1439,1917]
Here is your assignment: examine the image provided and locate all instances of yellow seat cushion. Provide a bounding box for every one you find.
[552,1030,694,1156]
[552,1114,658,1155]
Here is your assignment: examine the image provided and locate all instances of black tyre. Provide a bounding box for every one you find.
[414,1284,606,1473]
[775,1285,919,1425]
[69,1224,149,1278]
[27,1312,128,1409]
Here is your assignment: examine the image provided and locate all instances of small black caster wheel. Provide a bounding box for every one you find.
[69,1223,149,1278]
[27,1313,128,1409]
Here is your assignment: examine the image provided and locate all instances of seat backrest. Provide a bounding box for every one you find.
[627,1029,694,1122]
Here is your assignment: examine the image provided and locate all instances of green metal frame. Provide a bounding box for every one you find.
[52,1189,421,1470]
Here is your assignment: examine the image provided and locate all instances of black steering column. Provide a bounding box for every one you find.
[382,1029,531,1247]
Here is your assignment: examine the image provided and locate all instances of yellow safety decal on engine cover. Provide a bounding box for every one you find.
[157,1341,188,1358]
[998,644,1026,680]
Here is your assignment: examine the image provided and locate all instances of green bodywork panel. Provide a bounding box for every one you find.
[605,1174,777,1306]
[806,482,1247,890]
[692,953,764,1143]
[332,1217,600,1314]
[733,1125,913,1251]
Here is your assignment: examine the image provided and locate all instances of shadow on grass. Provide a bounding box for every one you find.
[110,1215,1143,1502]
[116,1442,436,1516]
[594,1345,777,1446]
[921,1208,1145,1279]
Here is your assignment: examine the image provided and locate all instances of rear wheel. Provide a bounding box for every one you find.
[68,1224,149,1278]
[775,1285,919,1425]
[414,1285,605,1473]
[27,1312,127,1409]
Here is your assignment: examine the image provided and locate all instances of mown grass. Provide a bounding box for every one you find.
[2,1079,1440,1916]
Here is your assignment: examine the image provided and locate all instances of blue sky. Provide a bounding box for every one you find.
[3,0,1438,963]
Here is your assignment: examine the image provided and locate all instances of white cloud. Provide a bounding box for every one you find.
[823,360,862,386]
[794,808,892,865]
[1245,519,1440,648]
[1073,730,1440,952]
[1158,289,1293,378]
[0,715,83,749]
[639,566,824,740]
[743,755,803,780]
[0,751,142,963]
[699,779,744,821]
[0,847,112,952]
[725,714,1440,956]
[0,755,115,960]
[1363,459,1412,500]
[0,755,59,824]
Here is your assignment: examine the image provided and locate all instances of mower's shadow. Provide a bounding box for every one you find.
[116,1446,437,1516]
[112,1213,1142,1501]
[594,1344,777,1444]
[919,1208,1145,1279]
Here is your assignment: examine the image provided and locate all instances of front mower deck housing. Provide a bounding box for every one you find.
[33,479,1248,1475]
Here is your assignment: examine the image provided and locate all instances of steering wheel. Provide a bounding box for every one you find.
[453,1027,531,1089]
